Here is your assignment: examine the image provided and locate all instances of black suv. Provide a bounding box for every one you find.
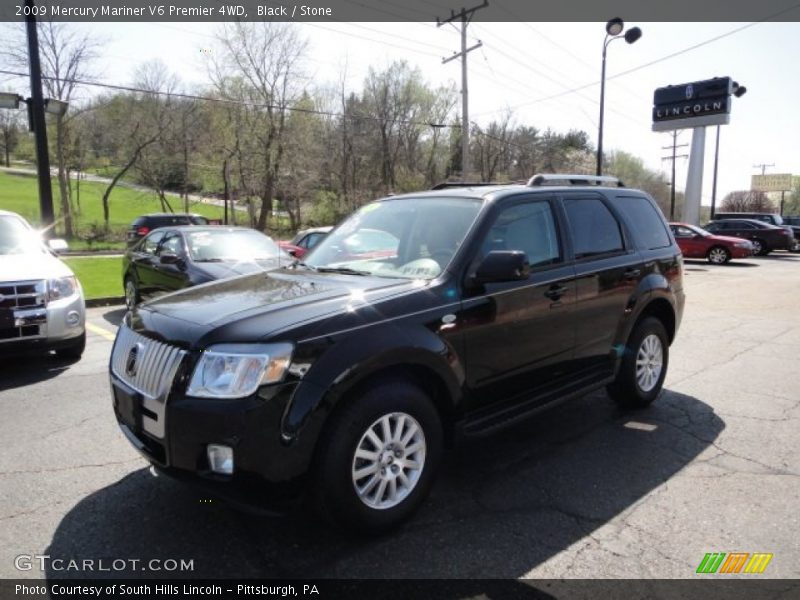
[110,175,684,532]
[126,213,210,247]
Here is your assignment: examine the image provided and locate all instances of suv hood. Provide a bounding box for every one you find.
[132,268,424,346]
[0,252,73,282]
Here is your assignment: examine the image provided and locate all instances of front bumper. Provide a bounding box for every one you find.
[110,373,313,511]
[0,291,85,354]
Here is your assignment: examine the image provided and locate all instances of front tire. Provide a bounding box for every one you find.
[124,276,140,310]
[707,246,730,264]
[607,317,669,409]
[312,379,443,534]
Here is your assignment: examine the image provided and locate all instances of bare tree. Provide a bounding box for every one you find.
[0,110,22,167]
[1,23,101,237]
[209,22,308,232]
[721,190,775,213]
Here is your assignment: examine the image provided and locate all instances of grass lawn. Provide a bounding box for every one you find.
[62,256,123,300]
[0,170,226,233]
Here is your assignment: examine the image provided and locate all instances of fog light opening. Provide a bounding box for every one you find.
[207,444,234,475]
[66,311,80,326]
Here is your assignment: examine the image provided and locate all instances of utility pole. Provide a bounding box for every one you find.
[438,0,487,181]
[662,131,688,220]
[25,0,55,234]
[753,163,774,176]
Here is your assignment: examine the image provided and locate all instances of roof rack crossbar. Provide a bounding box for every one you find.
[527,173,625,188]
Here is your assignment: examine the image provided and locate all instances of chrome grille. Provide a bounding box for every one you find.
[111,325,187,439]
[112,325,186,399]
[0,280,47,341]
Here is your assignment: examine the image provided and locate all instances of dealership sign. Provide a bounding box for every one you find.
[652,77,734,132]
[751,174,794,192]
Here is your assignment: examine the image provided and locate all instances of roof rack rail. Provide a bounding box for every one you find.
[527,174,625,188]
[430,181,521,190]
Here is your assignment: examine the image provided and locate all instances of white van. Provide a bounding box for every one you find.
[0,210,85,358]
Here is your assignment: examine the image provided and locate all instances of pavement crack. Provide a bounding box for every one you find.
[0,458,141,477]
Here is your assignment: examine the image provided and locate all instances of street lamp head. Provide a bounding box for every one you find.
[44,98,69,117]
[606,17,624,36]
[733,82,747,98]
[0,92,23,110]
[624,27,642,44]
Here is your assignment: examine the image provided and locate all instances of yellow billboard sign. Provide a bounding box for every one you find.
[751,174,793,192]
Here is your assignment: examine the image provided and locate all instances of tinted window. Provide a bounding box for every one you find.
[610,196,671,250]
[158,232,184,256]
[564,197,624,258]
[733,221,756,230]
[142,231,165,254]
[481,201,561,267]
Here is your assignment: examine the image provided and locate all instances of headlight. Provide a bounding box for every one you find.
[186,343,293,398]
[48,276,78,301]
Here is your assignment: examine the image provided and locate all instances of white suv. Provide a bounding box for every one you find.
[0,210,86,358]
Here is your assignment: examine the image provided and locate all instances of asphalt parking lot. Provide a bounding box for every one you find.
[1,254,799,580]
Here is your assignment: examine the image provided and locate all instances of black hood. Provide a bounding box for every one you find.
[131,268,426,348]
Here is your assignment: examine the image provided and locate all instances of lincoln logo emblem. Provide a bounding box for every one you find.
[685,84,694,100]
[125,343,143,377]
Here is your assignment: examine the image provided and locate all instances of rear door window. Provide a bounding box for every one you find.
[610,196,671,250]
[563,197,625,259]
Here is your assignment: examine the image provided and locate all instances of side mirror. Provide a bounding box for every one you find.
[159,252,183,266]
[288,248,298,257]
[473,251,530,285]
[48,239,69,254]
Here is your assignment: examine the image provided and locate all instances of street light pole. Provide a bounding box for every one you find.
[596,18,641,177]
[24,0,55,233]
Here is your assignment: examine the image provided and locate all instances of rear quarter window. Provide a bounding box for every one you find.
[610,195,672,250]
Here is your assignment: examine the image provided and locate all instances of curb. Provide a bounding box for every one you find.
[86,297,125,308]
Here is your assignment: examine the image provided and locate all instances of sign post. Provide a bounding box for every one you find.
[752,174,794,215]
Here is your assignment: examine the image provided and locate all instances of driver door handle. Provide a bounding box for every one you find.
[544,284,568,300]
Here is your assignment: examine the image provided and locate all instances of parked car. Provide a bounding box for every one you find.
[126,213,210,247]
[123,226,291,309]
[0,210,85,358]
[277,226,332,259]
[782,215,800,227]
[668,222,754,264]
[703,219,793,255]
[711,212,800,252]
[109,174,684,532]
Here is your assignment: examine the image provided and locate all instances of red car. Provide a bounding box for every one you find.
[669,222,754,264]
[277,226,332,259]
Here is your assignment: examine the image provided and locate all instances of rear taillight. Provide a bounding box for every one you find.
[137,226,150,236]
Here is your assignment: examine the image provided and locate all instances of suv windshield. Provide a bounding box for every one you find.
[0,215,46,256]
[305,197,483,279]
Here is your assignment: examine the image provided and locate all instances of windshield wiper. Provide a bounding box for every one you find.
[315,266,371,276]
[292,261,317,271]
[194,258,224,263]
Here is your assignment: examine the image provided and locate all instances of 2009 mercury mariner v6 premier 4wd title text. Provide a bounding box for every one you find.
[109,174,684,533]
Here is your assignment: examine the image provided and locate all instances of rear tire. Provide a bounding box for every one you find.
[751,238,769,256]
[607,317,669,409]
[706,246,730,264]
[312,379,442,534]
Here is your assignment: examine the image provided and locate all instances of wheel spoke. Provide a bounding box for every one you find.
[355,448,379,462]
[380,415,392,444]
[374,479,388,504]
[359,474,380,497]
[405,441,424,456]
[353,463,379,481]
[365,428,382,450]
[393,414,406,442]
[400,421,418,446]
[388,478,398,501]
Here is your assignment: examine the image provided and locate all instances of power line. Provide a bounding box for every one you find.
[0,68,460,130]
[471,15,788,119]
